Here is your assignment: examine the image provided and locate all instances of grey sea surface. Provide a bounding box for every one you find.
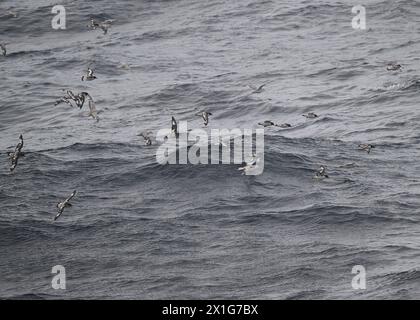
[1,0,420,299]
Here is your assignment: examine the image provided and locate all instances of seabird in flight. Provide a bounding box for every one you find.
[55,190,77,221]
[238,154,259,175]
[196,111,212,126]
[171,116,178,136]
[75,92,93,109]
[8,134,24,172]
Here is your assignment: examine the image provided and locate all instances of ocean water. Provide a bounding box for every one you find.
[1,0,420,299]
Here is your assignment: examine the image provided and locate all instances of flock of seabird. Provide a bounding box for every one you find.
[1,15,402,219]
[1,17,114,220]
[250,62,402,178]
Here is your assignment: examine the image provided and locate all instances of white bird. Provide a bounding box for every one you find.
[75,92,93,109]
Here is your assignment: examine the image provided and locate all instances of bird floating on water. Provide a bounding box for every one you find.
[358,144,375,154]
[314,166,329,179]
[302,112,318,119]
[258,120,292,128]
[55,190,77,221]
[386,63,402,71]
[88,18,114,34]
[81,68,97,81]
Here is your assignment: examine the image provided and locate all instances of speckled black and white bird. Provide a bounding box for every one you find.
[138,132,152,145]
[258,120,292,128]
[302,112,318,119]
[54,90,78,107]
[75,92,93,109]
[0,44,6,56]
[358,144,375,154]
[55,190,77,221]
[386,63,402,71]
[196,111,212,126]
[81,68,97,81]
[258,120,276,127]
[88,18,114,34]
[7,134,24,172]
[314,166,329,179]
